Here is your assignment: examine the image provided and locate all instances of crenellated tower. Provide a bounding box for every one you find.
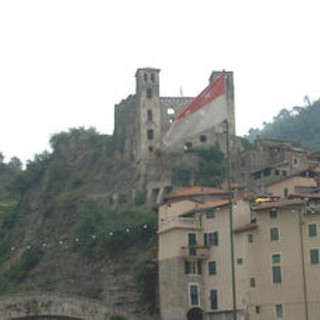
[135,68,162,161]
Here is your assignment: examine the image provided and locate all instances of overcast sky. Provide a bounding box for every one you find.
[1,0,320,164]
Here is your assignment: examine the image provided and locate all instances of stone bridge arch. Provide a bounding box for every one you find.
[0,294,136,320]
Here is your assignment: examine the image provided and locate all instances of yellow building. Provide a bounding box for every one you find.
[158,187,320,320]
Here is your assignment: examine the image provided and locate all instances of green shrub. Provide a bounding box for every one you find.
[135,250,158,313]
[171,162,193,186]
[5,246,43,282]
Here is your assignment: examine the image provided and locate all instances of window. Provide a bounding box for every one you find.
[237,258,243,265]
[270,227,280,241]
[248,233,254,243]
[147,129,154,140]
[269,208,278,219]
[189,284,199,306]
[272,253,282,284]
[255,306,260,314]
[272,266,282,283]
[275,169,280,175]
[167,108,175,115]
[151,73,155,83]
[184,142,192,152]
[148,146,153,152]
[272,254,281,264]
[210,289,218,310]
[250,277,256,287]
[207,209,215,219]
[188,233,197,256]
[147,109,153,121]
[263,168,271,177]
[275,304,283,318]
[208,261,216,275]
[284,188,289,199]
[208,232,219,246]
[146,88,152,99]
[308,223,317,237]
[200,135,207,143]
[282,170,287,176]
[143,73,148,82]
[185,261,202,275]
[310,249,319,265]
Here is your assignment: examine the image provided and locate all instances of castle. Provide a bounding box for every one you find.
[113,68,239,203]
[114,68,236,161]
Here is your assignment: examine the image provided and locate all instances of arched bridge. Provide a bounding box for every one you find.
[0,294,138,320]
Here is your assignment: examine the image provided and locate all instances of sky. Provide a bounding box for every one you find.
[1,0,320,164]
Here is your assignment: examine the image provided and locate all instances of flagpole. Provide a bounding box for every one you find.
[225,118,237,320]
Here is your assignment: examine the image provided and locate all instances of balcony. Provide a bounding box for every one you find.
[158,217,202,233]
[181,245,209,260]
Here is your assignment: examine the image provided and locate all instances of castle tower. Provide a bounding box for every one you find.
[135,68,161,161]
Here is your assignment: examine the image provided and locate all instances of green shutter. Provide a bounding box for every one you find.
[185,261,191,274]
[272,266,282,283]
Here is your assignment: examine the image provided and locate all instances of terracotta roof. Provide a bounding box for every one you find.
[165,186,229,200]
[195,200,230,210]
[251,160,289,174]
[253,198,306,210]
[179,199,230,216]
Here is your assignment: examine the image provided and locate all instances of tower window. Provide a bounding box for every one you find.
[167,108,175,115]
[147,88,152,99]
[147,109,153,121]
[144,73,148,82]
[151,73,155,83]
[148,146,153,152]
[147,129,154,140]
[200,135,207,143]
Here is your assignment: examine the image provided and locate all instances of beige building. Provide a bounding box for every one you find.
[158,187,320,320]
[266,169,318,198]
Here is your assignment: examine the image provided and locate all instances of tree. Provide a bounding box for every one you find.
[8,157,22,171]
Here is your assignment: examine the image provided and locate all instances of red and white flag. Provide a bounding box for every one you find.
[163,71,227,146]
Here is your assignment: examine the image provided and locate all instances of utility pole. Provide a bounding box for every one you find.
[225,119,237,320]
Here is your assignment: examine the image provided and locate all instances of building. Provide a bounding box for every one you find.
[266,168,318,198]
[158,186,320,320]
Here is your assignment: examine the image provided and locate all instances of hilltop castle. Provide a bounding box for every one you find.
[114,68,236,162]
[113,68,240,202]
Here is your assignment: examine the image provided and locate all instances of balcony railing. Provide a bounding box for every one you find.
[159,217,202,233]
[181,245,209,260]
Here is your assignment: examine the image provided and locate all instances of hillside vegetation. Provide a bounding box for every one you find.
[246,98,320,150]
[0,128,158,316]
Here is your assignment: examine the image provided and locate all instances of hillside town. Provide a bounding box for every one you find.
[124,69,320,320]
[0,67,320,320]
